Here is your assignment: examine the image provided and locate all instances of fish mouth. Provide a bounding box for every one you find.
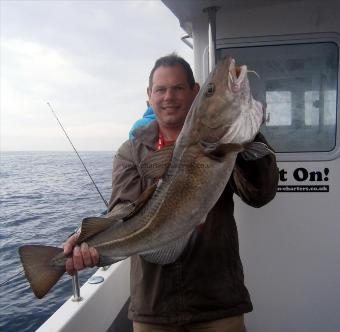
[228,58,247,92]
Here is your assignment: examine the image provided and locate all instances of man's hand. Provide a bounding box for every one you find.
[63,233,99,275]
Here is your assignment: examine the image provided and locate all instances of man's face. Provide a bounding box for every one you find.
[147,64,199,130]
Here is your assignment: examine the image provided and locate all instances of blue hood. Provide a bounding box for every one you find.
[129,106,156,139]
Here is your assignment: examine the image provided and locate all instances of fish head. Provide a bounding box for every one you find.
[191,56,264,145]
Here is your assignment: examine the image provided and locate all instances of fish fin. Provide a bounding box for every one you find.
[77,217,114,243]
[98,255,125,267]
[240,141,275,160]
[141,230,194,265]
[105,201,137,220]
[110,185,157,221]
[78,184,157,242]
[123,183,157,220]
[139,144,175,179]
[18,245,65,299]
[200,141,244,160]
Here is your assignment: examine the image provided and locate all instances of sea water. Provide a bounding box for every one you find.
[0,151,114,331]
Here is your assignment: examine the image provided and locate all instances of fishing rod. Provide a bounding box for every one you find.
[0,102,109,287]
[0,103,109,288]
[47,102,108,208]
[0,270,25,286]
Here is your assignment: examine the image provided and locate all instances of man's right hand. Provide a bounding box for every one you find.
[63,233,99,275]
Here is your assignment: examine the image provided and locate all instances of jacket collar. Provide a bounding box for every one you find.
[133,120,159,150]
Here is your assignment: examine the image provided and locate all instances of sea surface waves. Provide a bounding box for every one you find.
[0,151,114,331]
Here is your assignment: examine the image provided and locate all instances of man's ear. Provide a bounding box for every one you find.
[193,83,200,96]
[146,87,152,106]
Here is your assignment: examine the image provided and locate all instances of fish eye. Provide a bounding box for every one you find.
[205,83,215,97]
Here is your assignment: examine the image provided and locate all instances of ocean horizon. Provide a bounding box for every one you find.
[0,151,114,331]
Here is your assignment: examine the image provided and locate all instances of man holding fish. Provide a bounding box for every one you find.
[26,53,279,331]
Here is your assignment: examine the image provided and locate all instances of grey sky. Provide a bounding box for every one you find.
[0,0,193,151]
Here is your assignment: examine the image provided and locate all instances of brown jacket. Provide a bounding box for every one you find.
[108,120,279,325]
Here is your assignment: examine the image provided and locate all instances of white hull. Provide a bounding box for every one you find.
[36,260,130,332]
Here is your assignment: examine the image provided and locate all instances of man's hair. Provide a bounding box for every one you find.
[148,53,195,90]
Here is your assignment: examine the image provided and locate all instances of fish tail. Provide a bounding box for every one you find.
[19,245,65,299]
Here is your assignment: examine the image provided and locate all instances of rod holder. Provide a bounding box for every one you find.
[71,271,83,302]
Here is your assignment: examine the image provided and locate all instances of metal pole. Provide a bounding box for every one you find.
[181,34,193,49]
[72,271,82,302]
[203,6,219,72]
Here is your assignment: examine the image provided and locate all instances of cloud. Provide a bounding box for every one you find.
[1,0,194,151]
[2,38,94,95]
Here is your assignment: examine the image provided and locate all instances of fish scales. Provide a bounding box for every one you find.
[19,57,272,298]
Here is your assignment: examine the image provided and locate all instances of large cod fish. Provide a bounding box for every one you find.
[19,57,272,298]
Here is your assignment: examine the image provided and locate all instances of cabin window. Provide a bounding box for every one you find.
[305,90,337,126]
[266,91,292,126]
[218,41,339,159]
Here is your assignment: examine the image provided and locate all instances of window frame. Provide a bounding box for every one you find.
[216,33,340,161]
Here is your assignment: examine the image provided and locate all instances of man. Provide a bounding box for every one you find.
[64,54,278,332]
